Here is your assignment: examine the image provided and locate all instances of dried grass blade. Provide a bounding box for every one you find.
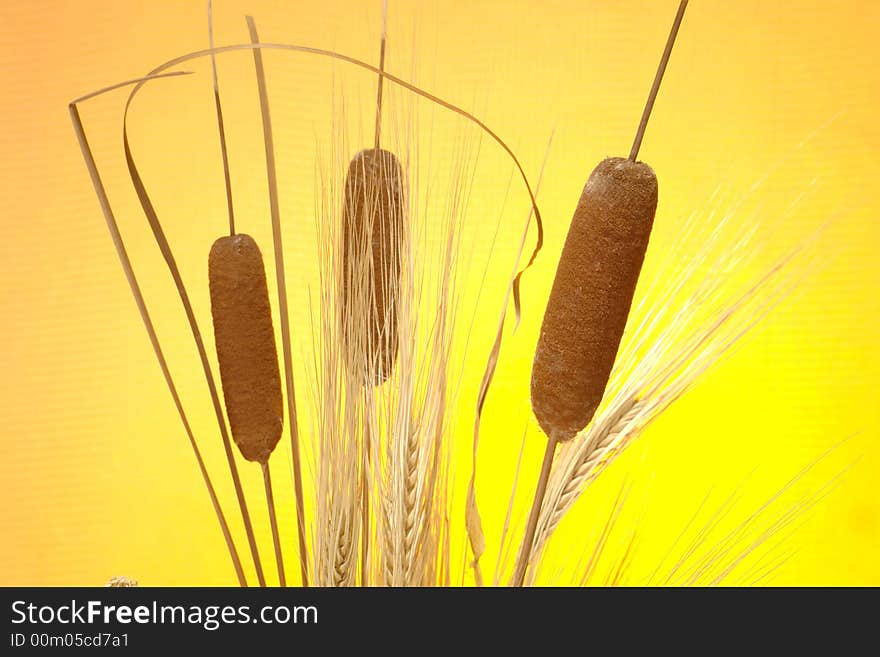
[493,427,528,585]
[262,462,286,586]
[246,14,310,588]
[69,84,246,586]
[468,137,553,584]
[122,78,265,586]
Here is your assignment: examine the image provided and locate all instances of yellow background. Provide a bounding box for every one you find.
[0,0,877,586]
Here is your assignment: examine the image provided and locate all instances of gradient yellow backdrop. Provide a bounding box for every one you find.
[0,0,877,586]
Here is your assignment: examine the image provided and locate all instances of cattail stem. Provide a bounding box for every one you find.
[246,14,310,588]
[629,0,688,162]
[512,435,558,586]
[207,0,236,235]
[359,0,390,585]
[373,0,388,151]
[262,462,286,587]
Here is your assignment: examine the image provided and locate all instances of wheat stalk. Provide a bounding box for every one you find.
[311,110,362,587]
[378,101,467,587]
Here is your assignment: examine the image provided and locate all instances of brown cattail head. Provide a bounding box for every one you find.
[209,234,283,462]
[531,157,658,441]
[341,147,405,385]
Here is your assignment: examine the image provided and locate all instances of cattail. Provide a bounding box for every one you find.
[208,234,284,463]
[205,2,289,587]
[341,147,405,385]
[513,0,688,587]
[203,3,283,466]
[209,232,287,587]
[531,157,657,440]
